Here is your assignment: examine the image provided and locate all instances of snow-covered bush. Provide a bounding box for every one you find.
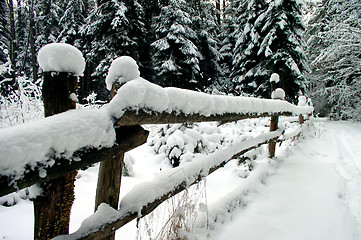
[148,123,225,167]
[148,119,271,168]
[0,76,43,128]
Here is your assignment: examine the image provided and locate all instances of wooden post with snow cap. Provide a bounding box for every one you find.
[269,73,285,158]
[298,96,307,125]
[34,43,85,239]
[95,56,146,240]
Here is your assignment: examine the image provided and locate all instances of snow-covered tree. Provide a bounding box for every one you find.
[193,0,222,90]
[137,0,159,82]
[215,0,240,93]
[252,0,309,101]
[57,0,86,48]
[231,0,267,96]
[81,0,145,99]
[0,0,8,65]
[34,0,64,48]
[306,0,361,120]
[151,0,202,90]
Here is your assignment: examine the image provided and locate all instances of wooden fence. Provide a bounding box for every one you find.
[0,58,313,239]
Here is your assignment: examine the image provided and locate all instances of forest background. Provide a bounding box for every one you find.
[1,0,360,122]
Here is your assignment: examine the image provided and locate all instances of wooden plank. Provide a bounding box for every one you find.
[0,126,149,198]
[115,109,293,126]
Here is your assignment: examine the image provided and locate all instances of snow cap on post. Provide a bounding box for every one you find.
[105,56,140,90]
[270,73,280,83]
[298,96,307,106]
[37,43,85,76]
[271,88,286,100]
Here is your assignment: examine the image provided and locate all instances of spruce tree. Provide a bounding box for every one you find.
[137,0,159,82]
[151,0,202,90]
[217,0,240,93]
[81,0,145,100]
[254,0,309,101]
[231,0,267,96]
[57,0,86,47]
[0,0,9,96]
[193,0,222,90]
[35,0,64,47]
[0,0,7,65]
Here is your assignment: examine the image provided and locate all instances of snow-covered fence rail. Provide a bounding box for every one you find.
[0,45,313,239]
[0,79,313,238]
[0,79,312,198]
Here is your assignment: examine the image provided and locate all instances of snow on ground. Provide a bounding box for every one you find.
[0,120,360,239]
[206,121,361,240]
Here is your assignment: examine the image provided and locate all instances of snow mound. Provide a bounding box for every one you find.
[271,88,285,100]
[270,73,280,83]
[298,96,307,106]
[37,43,85,76]
[0,109,115,179]
[105,56,140,90]
[107,78,313,120]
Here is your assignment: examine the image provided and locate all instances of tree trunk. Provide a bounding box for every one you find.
[6,0,18,89]
[29,0,37,83]
[33,72,78,239]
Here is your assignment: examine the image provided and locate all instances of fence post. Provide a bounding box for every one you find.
[93,77,125,240]
[268,73,283,158]
[33,43,85,239]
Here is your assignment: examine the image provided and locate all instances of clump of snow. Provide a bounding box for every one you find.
[271,88,286,100]
[269,73,280,83]
[0,108,115,179]
[298,96,307,106]
[37,43,85,76]
[107,78,313,121]
[69,93,78,103]
[106,78,169,118]
[105,56,140,90]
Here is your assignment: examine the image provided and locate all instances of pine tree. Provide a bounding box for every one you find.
[217,0,240,93]
[151,0,202,90]
[15,2,31,77]
[0,0,10,96]
[137,0,159,82]
[253,0,309,101]
[307,0,361,120]
[34,0,64,48]
[81,0,145,100]
[193,0,222,90]
[57,0,86,47]
[231,0,267,96]
[0,0,7,65]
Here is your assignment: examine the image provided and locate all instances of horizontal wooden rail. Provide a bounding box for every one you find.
[0,111,294,198]
[0,126,149,198]
[115,109,293,126]
[54,129,285,240]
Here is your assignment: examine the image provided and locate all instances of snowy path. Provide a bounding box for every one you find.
[210,121,361,240]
